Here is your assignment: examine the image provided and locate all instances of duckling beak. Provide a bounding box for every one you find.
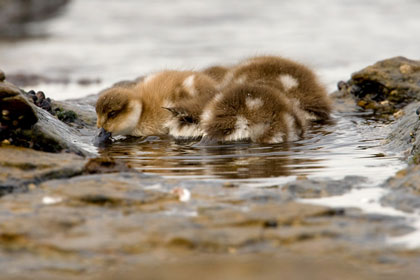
[93,127,112,147]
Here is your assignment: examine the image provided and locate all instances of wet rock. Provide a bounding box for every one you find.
[52,97,97,127]
[0,0,70,38]
[0,169,418,278]
[0,93,38,131]
[99,255,419,280]
[0,146,86,195]
[55,108,77,123]
[83,157,135,174]
[0,69,5,82]
[333,57,420,114]
[381,165,420,213]
[384,102,420,161]
[0,80,22,98]
[282,176,367,198]
[39,173,173,208]
[0,77,94,155]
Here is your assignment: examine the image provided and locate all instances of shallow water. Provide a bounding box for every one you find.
[99,112,404,186]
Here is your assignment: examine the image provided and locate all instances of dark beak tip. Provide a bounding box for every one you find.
[93,128,113,147]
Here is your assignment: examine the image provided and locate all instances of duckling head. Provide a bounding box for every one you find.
[95,87,142,139]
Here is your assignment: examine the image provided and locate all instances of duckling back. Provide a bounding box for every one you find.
[223,56,332,121]
[200,83,307,144]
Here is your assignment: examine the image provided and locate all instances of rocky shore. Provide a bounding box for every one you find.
[1,57,420,279]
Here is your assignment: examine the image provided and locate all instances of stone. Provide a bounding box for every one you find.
[381,165,420,213]
[0,146,86,195]
[384,102,420,161]
[0,81,21,98]
[83,157,136,174]
[281,176,366,198]
[333,57,420,114]
[0,79,95,156]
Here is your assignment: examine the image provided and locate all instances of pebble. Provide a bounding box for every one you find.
[171,187,191,202]
[42,196,63,205]
[416,107,420,116]
[337,81,348,91]
[0,69,5,81]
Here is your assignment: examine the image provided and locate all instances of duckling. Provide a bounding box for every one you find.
[95,70,218,144]
[200,83,307,144]
[202,65,230,85]
[220,55,332,121]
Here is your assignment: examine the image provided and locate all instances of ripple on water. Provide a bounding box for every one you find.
[97,112,405,187]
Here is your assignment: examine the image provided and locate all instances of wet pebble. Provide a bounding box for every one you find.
[337,81,348,91]
[27,90,52,112]
[416,106,420,116]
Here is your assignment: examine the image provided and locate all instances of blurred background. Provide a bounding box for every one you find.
[1,0,420,99]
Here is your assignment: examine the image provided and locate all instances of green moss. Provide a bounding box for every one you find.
[56,109,77,123]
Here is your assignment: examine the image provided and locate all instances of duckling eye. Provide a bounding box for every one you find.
[108,111,117,118]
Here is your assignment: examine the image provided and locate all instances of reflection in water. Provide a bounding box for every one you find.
[98,112,404,186]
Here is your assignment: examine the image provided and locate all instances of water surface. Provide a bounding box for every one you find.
[99,112,404,186]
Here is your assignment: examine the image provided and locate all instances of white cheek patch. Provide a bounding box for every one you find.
[115,101,142,136]
[245,97,263,110]
[278,74,299,91]
[182,75,198,96]
[224,115,250,141]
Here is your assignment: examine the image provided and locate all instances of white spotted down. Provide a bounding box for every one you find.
[245,97,263,110]
[223,115,250,141]
[278,74,299,91]
[200,107,213,123]
[165,118,204,138]
[217,71,234,90]
[182,75,197,96]
[236,75,247,84]
[213,93,224,103]
[269,132,285,144]
[249,122,269,141]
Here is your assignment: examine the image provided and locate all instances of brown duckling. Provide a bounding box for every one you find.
[220,55,332,121]
[95,70,218,144]
[200,83,307,144]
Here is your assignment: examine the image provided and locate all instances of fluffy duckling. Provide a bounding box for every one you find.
[219,55,332,121]
[200,83,307,144]
[202,65,230,85]
[95,70,218,144]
